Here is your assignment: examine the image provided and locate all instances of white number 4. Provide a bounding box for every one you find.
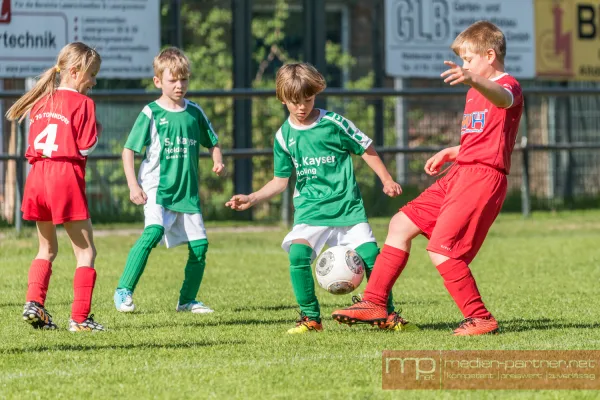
[34,124,59,157]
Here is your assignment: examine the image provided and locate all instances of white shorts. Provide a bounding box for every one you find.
[281,222,376,261]
[144,189,207,248]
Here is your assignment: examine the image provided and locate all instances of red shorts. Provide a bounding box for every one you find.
[21,160,90,225]
[401,164,507,263]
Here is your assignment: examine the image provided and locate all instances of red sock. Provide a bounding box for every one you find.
[363,245,409,306]
[26,259,52,305]
[436,259,491,318]
[71,267,96,323]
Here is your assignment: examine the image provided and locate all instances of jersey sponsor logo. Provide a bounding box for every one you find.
[297,167,317,177]
[301,155,336,167]
[159,117,169,126]
[441,245,452,251]
[467,98,473,103]
[461,110,488,134]
[163,136,198,160]
[292,155,338,181]
[288,137,296,147]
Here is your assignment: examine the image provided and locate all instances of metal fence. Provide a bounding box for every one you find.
[1,86,600,230]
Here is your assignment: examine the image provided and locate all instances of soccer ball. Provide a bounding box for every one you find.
[315,246,365,295]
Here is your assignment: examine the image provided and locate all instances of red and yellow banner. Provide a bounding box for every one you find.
[536,0,600,80]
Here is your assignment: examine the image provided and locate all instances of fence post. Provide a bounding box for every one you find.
[304,0,326,110]
[170,0,182,48]
[563,88,574,208]
[372,0,384,152]
[232,0,253,219]
[521,139,531,218]
[15,123,24,234]
[394,79,408,184]
[520,101,531,218]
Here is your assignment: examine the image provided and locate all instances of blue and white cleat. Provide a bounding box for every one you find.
[114,288,135,312]
[176,300,214,314]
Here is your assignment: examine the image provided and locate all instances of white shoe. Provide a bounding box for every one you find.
[114,289,135,312]
[176,300,214,314]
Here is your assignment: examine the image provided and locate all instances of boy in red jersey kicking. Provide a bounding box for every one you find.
[332,21,524,336]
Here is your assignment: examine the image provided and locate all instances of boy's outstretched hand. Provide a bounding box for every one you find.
[213,162,226,176]
[441,61,473,86]
[382,179,403,197]
[225,195,253,211]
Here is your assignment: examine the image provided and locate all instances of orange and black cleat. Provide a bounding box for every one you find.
[453,316,499,336]
[331,300,387,326]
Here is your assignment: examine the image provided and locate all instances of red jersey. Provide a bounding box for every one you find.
[26,88,98,164]
[456,73,523,174]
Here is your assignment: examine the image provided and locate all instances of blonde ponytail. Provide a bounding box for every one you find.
[5,67,59,122]
[5,42,101,122]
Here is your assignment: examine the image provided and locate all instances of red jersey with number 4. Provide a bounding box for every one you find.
[456,73,523,175]
[26,88,98,164]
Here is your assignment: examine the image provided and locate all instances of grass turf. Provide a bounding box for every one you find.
[1,211,599,399]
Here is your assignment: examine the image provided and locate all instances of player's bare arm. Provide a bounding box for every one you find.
[210,145,225,176]
[424,145,460,176]
[441,61,512,108]
[122,148,147,205]
[361,145,402,197]
[226,177,289,211]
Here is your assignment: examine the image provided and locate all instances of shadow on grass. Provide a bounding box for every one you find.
[415,318,600,333]
[0,302,24,308]
[0,301,73,308]
[501,318,600,333]
[114,317,293,330]
[232,299,440,313]
[0,339,246,355]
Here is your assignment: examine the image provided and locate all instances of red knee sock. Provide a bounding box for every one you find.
[436,259,491,318]
[363,245,409,306]
[26,259,53,305]
[71,267,96,323]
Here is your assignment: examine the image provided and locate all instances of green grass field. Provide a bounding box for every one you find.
[1,211,600,399]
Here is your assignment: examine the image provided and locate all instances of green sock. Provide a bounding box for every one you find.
[356,241,395,314]
[179,239,209,305]
[117,225,164,291]
[289,243,321,322]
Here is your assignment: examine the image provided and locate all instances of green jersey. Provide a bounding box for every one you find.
[273,109,372,226]
[124,99,218,213]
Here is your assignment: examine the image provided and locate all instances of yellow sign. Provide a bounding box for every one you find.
[536,0,600,80]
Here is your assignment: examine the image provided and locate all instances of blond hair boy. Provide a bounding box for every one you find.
[333,21,524,336]
[226,63,418,333]
[114,47,225,313]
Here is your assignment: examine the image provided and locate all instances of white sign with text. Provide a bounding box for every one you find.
[385,0,535,78]
[0,0,160,78]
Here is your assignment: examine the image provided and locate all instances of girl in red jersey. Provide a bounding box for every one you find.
[6,42,105,332]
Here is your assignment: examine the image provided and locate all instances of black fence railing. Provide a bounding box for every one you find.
[1,87,600,232]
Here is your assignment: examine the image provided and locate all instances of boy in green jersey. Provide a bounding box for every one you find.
[114,48,225,313]
[226,63,418,333]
